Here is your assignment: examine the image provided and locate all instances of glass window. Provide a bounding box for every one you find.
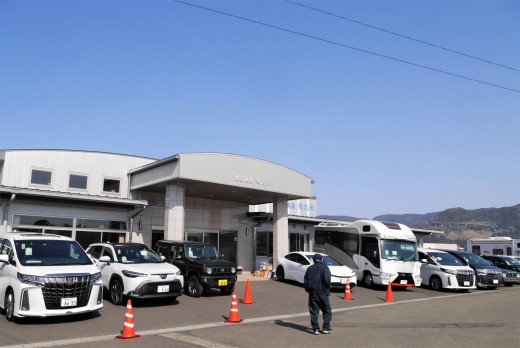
[31,169,52,186]
[113,244,162,264]
[14,240,92,266]
[103,178,120,193]
[76,231,102,249]
[69,174,88,190]
[17,215,73,228]
[76,219,126,230]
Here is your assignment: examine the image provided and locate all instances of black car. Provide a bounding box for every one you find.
[438,249,504,289]
[155,240,237,297]
[482,255,520,272]
[481,255,520,285]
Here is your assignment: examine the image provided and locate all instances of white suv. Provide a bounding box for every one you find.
[418,248,476,291]
[85,242,184,305]
[0,233,103,322]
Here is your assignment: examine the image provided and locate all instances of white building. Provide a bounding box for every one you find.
[0,149,317,272]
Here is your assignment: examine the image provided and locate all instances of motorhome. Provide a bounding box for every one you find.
[314,220,422,288]
[467,237,520,257]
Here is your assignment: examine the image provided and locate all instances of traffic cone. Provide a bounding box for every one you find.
[384,282,395,303]
[240,279,255,305]
[225,292,243,323]
[342,278,353,300]
[115,299,141,340]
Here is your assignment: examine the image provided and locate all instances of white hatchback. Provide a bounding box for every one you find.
[418,248,476,291]
[86,242,184,305]
[276,252,357,290]
[0,233,103,322]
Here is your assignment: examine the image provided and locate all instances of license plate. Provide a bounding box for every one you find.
[400,280,407,285]
[341,278,347,284]
[157,285,169,293]
[493,279,498,284]
[464,281,470,286]
[61,297,77,307]
[218,279,228,286]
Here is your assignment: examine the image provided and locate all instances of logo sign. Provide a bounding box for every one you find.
[160,274,167,279]
[66,277,76,286]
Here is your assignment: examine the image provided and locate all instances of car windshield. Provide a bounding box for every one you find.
[503,258,520,266]
[428,252,465,266]
[185,245,218,259]
[459,252,493,267]
[114,245,162,264]
[15,240,92,266]
[380,240,418,261]
[321,255,342,266]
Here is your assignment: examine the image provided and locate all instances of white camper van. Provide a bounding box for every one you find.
[314,220,422,288]
[467,237,520,257]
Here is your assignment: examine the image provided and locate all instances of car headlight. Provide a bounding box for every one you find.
[231,267,236,274]
[122,270,147,278]
[175,270,182,276]
[91,272,102,283]
[476,268,488,275]
[380,272,394,281]
[440,268,457,275]
[204,267,213,275]
[17,272,45,286]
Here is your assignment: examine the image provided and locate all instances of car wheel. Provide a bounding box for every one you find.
[4,290,15,322]
[430,275,443,291]
[363,272,374,288]
[186,276,203,297]
[110,278,124,305]
[220,285,234,295]
[276,266,285,281]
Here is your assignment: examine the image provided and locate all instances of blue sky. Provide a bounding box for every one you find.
[1,0,519,218]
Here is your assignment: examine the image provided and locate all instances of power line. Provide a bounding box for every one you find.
[285,0,520,72]
[173,0,519,93]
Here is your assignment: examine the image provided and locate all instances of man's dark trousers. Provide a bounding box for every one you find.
[308,292,332,331]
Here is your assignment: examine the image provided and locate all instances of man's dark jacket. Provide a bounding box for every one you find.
[304,261,331,295]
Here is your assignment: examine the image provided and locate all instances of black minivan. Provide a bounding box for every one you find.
[439,249,504,289]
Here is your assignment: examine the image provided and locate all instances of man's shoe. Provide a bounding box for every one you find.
[314,329,320,335]
[322,329,333,334]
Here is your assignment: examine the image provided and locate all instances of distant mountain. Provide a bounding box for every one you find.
[318,204,520,247]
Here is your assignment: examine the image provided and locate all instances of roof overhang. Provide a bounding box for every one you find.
[129,153,314,205]
[0,186,148,210]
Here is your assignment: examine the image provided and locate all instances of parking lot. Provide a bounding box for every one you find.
[0,275,518,348]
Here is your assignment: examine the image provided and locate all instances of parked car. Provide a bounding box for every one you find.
[481,255,520,272]
[155,240,237,297]
[276,252,357,290]
[0,233,103,322]
[418,248,476,291]
[480,256,520,286]
[439,249,504,289]
[85,242,183,305]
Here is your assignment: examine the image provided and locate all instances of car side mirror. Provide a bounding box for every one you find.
[161,255,166,261]
[219,254,225,259]
[420,258,427,263]
[99,255,111,264]
[0,254,8,263]
[175,255,183,261]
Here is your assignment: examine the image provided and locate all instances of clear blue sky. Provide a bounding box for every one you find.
[1,0,519,218]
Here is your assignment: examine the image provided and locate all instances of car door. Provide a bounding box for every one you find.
[418,251,434,285]
[292,254,311,284]
[0,238,11,302]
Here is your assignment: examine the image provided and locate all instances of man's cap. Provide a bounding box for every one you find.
[313,253,323,261]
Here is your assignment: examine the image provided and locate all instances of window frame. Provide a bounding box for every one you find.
[102,177,121,194]
[68,172,89,191]
[29,168,53,187]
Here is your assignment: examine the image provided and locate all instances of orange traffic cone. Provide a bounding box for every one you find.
[225,292,243,324]
[384,282,395,303]
[240,279,255,305]
[115,299,141,340]
[342,278,353,300]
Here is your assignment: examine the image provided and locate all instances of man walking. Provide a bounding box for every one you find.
[304,253,332,335]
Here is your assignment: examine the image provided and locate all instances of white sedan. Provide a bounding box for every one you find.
[276,252,357,289]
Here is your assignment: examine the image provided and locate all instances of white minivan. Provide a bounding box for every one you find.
[0,233,103,321]
[418,248,476,291]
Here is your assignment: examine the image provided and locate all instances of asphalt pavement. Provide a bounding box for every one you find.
[0,276,518,348]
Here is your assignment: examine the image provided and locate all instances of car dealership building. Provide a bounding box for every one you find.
[0,149,318,272]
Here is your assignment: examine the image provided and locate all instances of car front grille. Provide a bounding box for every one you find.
[137,280,183,296]
[41,274,92,309]
[455,271,474,286]
[208,267,234,275]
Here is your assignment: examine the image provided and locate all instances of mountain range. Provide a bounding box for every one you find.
[318,204,520,245]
